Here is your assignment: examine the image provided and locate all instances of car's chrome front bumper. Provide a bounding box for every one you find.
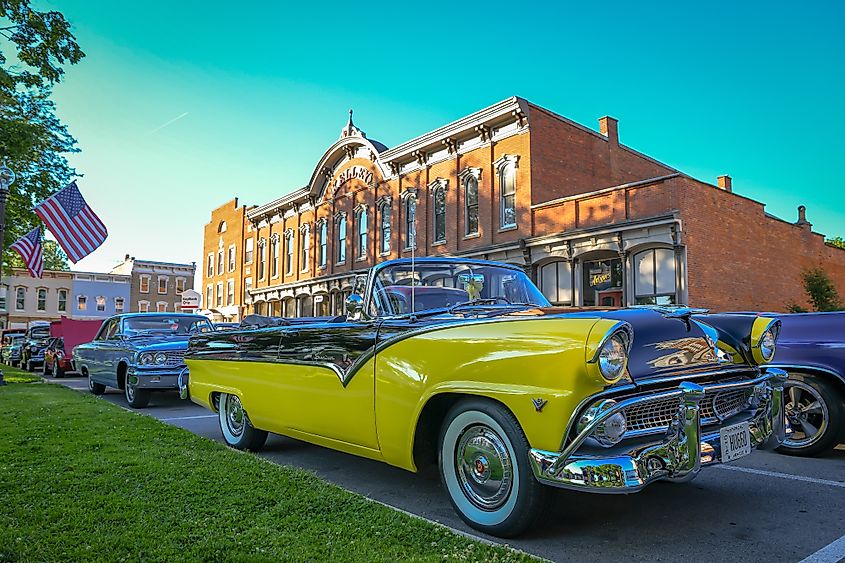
[127,366,184,390]
[528,368,787,493]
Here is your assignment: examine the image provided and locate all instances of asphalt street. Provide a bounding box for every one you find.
[51,376,845,563]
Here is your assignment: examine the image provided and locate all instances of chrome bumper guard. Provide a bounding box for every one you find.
[177,367,189,400]
[528,368,787,493]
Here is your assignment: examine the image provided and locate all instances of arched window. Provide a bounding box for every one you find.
[318,220,328,268]
[404,194,416,250]
[497,157,518,228]
[300,226,310,272]
[285,231,295,275]
[634,248,677,305]
[336,214,347,263]
[433,186,446,243]
[465,175,479,236]
[355,207,367,259]
[379,201,391,254]
[217,221,227,233]
[257,239,267,280]
[270,235,279,278]
[538,261,573,305]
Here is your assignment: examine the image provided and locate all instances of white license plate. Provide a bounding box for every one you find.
[720,421,752,462]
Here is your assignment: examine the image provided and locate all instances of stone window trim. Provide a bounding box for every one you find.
[57,288,68,313]
[334,212,348,265]
[138,300,150,313]
[299,223,311,273]
[244,237,255,264]
[377,196,392,256]
[36,287,48,312]
[139,274,151,294]
[460,168,482,237]
[227,245,237,273]
[206,253,214,277]
[354,204,368,261]
[401,189,418,251]
[257,237,268,281]
[77,294,88,311]
[270,233,281,279]
[157,275,169,295]
[156,301,168,313]
[316,218,328,269]
[175,277,187,294]
[14,286,25,311]
[495,154,519,229]
[429,178,448,245]
[284,229,295,276]
[96,295,106,312]
[114,297,125,314]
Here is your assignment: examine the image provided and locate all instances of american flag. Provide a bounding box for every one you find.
[35,181,108,263]
[10,227,44,279]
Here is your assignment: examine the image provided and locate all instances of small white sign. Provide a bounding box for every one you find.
[181,289,201,310]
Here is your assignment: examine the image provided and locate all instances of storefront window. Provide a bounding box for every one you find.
[582,258,623,307]
[634,248,676,305]
[538,261,573,305]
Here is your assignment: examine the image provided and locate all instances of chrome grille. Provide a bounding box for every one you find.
[624,388,752,434]
[164,350,186,367]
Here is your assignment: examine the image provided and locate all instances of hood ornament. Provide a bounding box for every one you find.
[532,398,548,412]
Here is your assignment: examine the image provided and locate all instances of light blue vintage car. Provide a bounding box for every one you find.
[74,313,215,408]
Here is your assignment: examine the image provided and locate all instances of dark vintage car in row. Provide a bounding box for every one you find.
[763,312,845,456]
[182,257,787,537]
[20,323,51,372]
[74,313,215,408]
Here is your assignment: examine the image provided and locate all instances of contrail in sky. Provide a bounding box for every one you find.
[148,112,189,134]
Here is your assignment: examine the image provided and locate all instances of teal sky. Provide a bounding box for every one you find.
[44,0,845,273]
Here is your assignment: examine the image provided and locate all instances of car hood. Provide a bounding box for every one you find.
[126,336,191,352]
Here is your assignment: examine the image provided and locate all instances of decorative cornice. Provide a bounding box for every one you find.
[427,177,449,194]
[458,167,482,183]
[494,154,520,173]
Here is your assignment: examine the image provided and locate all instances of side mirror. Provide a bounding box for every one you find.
[345,294,364,319]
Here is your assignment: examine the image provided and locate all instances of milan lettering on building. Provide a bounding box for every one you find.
[332,166,373,194]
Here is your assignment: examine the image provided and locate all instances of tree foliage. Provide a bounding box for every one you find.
[801,267,842,312]
[0,0,83,273]
[827,237,845,250]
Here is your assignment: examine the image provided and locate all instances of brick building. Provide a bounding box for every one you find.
[203,97,845,317]
[110,255,196,313]
[200,198,252,322]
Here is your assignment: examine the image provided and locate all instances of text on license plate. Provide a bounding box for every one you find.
[720,421,752,462]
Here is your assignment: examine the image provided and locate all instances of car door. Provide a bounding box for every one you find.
[251,319,380,450]
[86,319,116,384]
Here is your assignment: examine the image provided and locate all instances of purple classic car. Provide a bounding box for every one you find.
[763,312,845,456]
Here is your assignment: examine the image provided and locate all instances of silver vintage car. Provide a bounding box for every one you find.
[74,313,215,408]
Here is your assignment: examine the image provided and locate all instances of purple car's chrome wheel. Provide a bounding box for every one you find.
[783,380,828,449]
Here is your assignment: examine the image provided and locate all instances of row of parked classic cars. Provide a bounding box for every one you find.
[3,257,843,537]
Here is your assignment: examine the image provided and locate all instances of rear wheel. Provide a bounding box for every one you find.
[777,373,844,457]
[438,399,546,538]
[218,393,267,452]
[87,370,105,395]
[124,378,151,408]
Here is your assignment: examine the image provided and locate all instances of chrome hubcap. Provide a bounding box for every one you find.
[225,395,245,437]
[456,425,513,510]
[783,381,828,448]
[126,382,135,401]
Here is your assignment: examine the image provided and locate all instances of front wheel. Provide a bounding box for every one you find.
[438,399,546,538]
[218,393,267,452]
[124,378,151,408]
[777,373,844,457]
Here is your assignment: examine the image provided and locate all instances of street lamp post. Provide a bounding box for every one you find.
[0,160,15,385]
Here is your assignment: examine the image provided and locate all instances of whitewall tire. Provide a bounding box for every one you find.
[439,399,546,537]
[218,393,268,452]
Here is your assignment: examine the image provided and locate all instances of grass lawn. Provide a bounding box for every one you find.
[0,382,533,562]
[1,364,42,384]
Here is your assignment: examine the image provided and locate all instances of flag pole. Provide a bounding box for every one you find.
[0,160,15,385]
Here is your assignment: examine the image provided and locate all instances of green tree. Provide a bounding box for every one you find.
[801,267,842,312]
[0,1,84,273]
[8,239,68,271]
[827,237,845,250]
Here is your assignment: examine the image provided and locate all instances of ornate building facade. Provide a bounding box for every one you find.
[202,97,845,318]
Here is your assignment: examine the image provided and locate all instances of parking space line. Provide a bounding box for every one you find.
[159,414,218,421]
[716,465,845,489]
[799,533,845,563]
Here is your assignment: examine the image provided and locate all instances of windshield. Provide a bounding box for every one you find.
[29,327,50,340]
[370,262,549,317]
[123,315,214,336]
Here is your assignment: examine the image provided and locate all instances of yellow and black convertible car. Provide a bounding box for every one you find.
[183,258,786,537]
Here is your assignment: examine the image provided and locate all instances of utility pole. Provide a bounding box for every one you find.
[0,160,15,385]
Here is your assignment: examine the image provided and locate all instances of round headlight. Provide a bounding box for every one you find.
[598,334,628,382]
[154,352,167,365]
[577,399,627,447]
[139,353,154,365]
[759,328,776,362]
